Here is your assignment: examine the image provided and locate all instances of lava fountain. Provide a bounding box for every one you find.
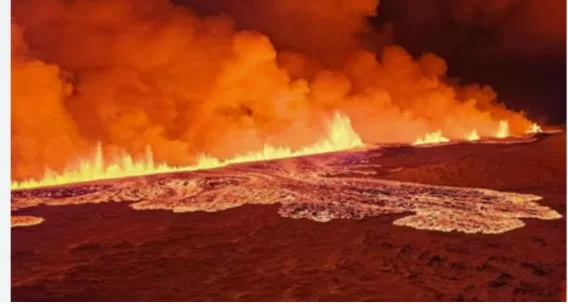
[11,112,363,190]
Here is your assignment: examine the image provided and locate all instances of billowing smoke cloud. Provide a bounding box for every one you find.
[11,0,533,181]
[11,21,89,180]
[178,0,392,67]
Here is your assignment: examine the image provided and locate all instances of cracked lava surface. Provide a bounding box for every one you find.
[11,139,561,234]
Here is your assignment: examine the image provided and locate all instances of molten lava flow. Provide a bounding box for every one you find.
[495,120,510,138]
[413,131,450,145]
[11,145,562,234]
[11,216,45,228]
[467,130,480,141]
[11,112,362,190]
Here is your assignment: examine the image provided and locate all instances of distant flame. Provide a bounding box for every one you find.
[466,130,480,141]
[413,131,450,145]
[526,123,543,134]
[11,109,547,190]
[495,120,510,138]
[11,112,363,190]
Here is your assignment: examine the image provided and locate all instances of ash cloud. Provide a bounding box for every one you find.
[11,0,534,180]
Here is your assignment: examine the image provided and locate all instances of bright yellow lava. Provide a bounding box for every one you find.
[11,112,363,190]
[466,130,480,141]
[11,113,544,190]
[413,120,516,145]
[495,120,510,138]
[526,123,543,134]
[413,130,450,145]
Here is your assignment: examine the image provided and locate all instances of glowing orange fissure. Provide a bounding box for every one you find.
[413,121,543,146]
[11,114,543,190]
[12,112,363,190]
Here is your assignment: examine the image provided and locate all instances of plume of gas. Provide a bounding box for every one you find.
[11,0,537,184]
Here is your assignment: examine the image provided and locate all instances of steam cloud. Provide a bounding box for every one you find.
[11,0,534,181]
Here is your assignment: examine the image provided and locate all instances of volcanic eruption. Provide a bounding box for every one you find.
[11,0,541,189]
[10,0,566,302]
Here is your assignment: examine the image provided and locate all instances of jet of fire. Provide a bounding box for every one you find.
[413,131,450,145]
[11,112,363,190]
[495,120,510,138]
[467,130,480,141]
[526,123,543,134]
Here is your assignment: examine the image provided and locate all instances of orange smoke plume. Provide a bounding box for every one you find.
[11,0,537,185]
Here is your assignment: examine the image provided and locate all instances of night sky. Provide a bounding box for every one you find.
[374,0,566,125]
